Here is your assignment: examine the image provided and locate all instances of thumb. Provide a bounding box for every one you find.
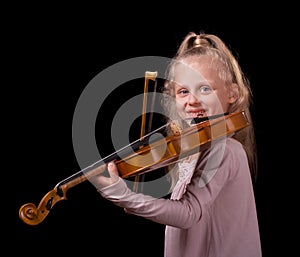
[107,161,119,181]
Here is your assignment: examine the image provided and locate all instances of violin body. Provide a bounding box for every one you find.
[116,111,249,178]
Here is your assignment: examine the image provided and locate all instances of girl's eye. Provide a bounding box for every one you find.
[179,89,189,95]
[199,86,212,94]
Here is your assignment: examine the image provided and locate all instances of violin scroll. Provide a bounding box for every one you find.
[19,187,67,225]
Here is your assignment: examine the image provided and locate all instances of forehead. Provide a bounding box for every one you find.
[172,56,220,87]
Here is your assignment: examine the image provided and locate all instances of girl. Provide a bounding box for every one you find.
[91,32,262,257]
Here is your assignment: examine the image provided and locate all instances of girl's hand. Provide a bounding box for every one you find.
[91,161,120,189]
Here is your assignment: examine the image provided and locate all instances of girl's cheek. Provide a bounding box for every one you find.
[176,100,185,110]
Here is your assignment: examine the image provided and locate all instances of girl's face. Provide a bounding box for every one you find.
[173,56,237,121]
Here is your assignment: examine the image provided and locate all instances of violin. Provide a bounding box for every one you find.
[19,110,250,226]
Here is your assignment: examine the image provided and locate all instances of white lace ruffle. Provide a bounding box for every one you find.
[172,154,199,194]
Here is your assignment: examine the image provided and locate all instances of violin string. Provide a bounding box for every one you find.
[58,122,171,184]
[59,112,228,183]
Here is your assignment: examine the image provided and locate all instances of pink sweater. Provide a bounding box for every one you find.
[99,137,262,257]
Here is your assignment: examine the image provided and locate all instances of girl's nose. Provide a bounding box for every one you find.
[188,93,200,105]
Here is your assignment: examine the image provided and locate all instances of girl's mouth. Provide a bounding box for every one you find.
[187,109,206,118]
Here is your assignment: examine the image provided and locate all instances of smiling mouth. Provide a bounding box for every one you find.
[187,110,206,118]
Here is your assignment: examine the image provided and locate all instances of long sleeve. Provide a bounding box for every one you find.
[98,137,262,257]
[99,175,201,227]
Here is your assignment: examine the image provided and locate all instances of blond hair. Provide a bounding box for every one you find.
[162,32,257,189]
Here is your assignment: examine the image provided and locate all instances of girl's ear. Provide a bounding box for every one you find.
[228,83,239,103]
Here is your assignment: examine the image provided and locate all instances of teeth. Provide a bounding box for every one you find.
[191,111,204,116]
[185,110,206,119]
[189,112,203,118]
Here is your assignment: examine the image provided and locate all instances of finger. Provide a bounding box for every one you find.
[95,176,110,185]
[89,174,111,189]
[107,161,119,177]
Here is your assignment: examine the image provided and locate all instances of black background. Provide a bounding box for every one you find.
[10,3,295,257]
